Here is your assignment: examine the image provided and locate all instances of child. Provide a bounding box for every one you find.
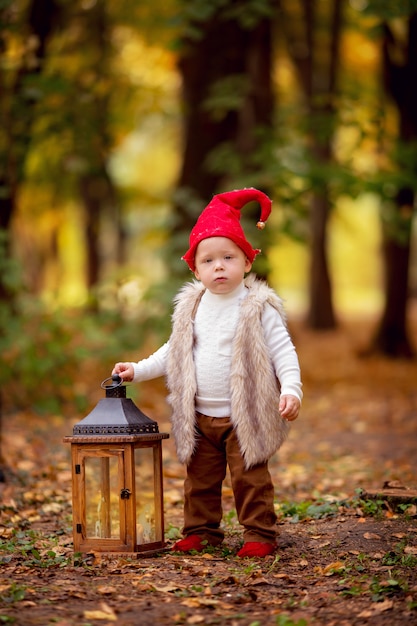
[112,188,302,558]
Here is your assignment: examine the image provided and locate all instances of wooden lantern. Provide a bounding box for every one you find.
[63,376,169,555]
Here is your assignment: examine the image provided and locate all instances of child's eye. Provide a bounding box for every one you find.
[225,255,232,260]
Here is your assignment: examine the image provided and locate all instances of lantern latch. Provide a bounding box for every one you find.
[120,488,131,500]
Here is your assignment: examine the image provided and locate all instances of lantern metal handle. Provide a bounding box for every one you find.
[101,374,124,390]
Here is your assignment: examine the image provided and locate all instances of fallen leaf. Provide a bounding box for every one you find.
[186,616,206,624]
[42,502,64,514]
[323,561,345,575]
[66,587,87,599]
[374,599,394,612]
[315,561,345,576]
[357,599,394,617]
[218,575,239,585]
[97,585,117,595]
[152,583,185,593]
[245,576,270,586]
[181,598,219,608]
[363,532,381,540]
[83,602,117,621]
[383,480,406,489]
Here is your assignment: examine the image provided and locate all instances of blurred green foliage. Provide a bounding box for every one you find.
[0,230,171,414]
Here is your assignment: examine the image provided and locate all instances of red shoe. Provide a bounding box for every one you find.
[237,542,276,558]
[172,535,205,552]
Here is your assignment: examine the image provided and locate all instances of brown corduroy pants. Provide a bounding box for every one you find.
[182,413,278,545]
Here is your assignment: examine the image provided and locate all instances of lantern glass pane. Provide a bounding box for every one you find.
[85,456,120,539]
[135,447,157,544]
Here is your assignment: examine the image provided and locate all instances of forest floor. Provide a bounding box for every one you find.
[1,313,417,625]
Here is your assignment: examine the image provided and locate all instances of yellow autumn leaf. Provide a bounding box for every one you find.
[323,561,345,575]
[315,561,345,575]
[181,598,219,608]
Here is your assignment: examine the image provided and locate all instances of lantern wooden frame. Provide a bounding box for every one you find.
[64,377,169,555]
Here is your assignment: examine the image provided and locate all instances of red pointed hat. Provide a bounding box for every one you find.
[182,187,272,271]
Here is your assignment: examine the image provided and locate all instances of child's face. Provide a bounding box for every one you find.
[194,237,252,294]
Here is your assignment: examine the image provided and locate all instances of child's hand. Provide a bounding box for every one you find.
[279,395,300,421]
[112,362,134,382]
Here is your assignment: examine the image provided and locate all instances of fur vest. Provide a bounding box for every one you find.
[166,274,290,469]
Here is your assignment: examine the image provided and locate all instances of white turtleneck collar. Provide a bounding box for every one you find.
[201,280,248,305]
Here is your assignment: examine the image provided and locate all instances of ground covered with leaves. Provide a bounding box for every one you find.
[1,315,417,625]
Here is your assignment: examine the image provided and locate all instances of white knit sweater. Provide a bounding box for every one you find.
[132,280,302,416]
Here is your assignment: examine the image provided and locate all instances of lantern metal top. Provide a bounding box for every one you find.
[72,375,160,436]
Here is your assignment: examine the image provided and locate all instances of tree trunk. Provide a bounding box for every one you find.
[79,175,103,291]
[374,241,412,357]
[76,1,121,297]
[281,0,342,329]
[0,0,60,202]
[0,0,60,299]
[79,169,120,295]
[372,190,414,357]
[176,15,247,217]
[371,15,417,357]
[172,4,275,277]
[307,191,336,328]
